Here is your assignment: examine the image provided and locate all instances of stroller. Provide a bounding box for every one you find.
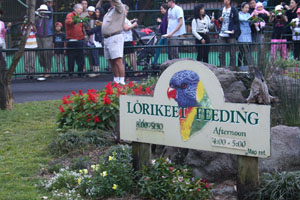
[132,28,158,68]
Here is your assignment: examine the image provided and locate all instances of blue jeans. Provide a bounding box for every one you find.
[153,38,168,64]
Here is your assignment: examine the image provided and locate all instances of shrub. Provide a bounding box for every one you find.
[78,145,136,198]
[57,80,156,132]
[247,171,300,200]
[137,157,212,200]
[70,156,91,171]
[49,130,113,155]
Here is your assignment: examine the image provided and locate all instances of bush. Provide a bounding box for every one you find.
[49,130,113,155]
[137,157,212,200]
[78,145,136,198]
[247,171,300,200]
[57,80,156,132]
[70,156,91,171]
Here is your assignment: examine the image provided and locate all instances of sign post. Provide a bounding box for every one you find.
[120,61,271,199]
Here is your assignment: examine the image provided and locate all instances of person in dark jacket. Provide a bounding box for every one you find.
[87,7,103,77]
[153,3,168,65]
[217,0,240,67]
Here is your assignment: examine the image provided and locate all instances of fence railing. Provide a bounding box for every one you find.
[2,41,294,78]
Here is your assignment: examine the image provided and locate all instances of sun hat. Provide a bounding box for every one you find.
[37,4,48,11]
[275,5,283,11]
[55,22,63,27]
[87,6,96,12]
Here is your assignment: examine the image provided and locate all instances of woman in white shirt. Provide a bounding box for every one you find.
[192,4,215,63]
[122,5,138,75]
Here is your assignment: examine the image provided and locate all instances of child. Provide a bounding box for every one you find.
[0,9,11,59]
[270,5,288,61]
[251,2,270,32]
[290,8,300,60]
[53,22,66,73]
[21,15,37,79]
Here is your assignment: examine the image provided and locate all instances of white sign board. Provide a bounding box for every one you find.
[120,61,271,158]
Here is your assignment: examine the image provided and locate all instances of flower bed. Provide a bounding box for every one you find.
[57,80,156,132]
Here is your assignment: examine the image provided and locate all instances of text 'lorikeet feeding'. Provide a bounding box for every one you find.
[167,70,212,141]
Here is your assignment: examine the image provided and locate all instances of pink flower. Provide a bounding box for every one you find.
[178,176,183,182]
[197,188,201,192]
[169,167,174,171]
[161,176,165,179]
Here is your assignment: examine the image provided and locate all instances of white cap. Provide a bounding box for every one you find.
[87,6,95,12]
[37,4,48,11]
[275,5,283,11]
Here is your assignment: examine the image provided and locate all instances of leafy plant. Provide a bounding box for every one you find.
[57,81,156,132]
[137,157,212,200]
[246,171,300,200]
[49,130,113,155]
[70,156,91,171]
[78,145,136,198]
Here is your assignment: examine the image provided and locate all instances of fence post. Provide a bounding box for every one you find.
[237,156,259,200]
[132,142,151,171]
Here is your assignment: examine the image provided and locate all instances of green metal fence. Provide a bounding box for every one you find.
[3,41,294,78]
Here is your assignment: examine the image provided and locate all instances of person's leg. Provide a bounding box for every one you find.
[24,50,30,74]
[218,37,226,66]
[168,37,179,60]
[153,38,164,64]
[76,41,85,76]
[202,34,210,63]
[44,36,53,73]
[36,37,45,72]
[130,53,137,71]
[294,41,300,60]
[55,54,60,72]
[228,38,237,67]
[61,54,66,72]
[195,39,201,61]
[238,43,244,66]
[67,42,75,75]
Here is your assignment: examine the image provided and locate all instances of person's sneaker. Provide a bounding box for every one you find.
[88,73,97,78]
[119,81,126,85]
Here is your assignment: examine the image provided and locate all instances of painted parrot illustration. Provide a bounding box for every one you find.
[167,70,211,141]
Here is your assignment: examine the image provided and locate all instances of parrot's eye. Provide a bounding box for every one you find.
[181,83,187,89]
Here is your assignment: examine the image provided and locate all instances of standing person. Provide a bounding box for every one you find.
[21,15,37,79]
[285,0,299,47]
[217,0,240,67]
[248,0,256,14]
[290,8,300,60]
[102,0,126,85]
[270,5,288,61]
[153,3,169,65]
[81,0,89,18]
[165,0,186,60]
[86,6,101,77]
[35,2,53,78]
[0,9,12,59]
[238,2,252,67]
[65,4,85,77]
[192,4,215,63]
[53,22,66,74]
[122,5,138,75]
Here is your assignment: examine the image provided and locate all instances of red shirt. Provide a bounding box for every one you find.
[65,12,84,40]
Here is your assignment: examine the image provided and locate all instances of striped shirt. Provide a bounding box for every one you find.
[23,28,37,49]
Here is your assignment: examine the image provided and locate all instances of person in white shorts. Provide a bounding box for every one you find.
[102,0,126,85]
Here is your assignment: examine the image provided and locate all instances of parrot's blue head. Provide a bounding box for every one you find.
[167,70,199,107]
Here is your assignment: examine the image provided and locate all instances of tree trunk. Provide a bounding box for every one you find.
[0,0,36,110]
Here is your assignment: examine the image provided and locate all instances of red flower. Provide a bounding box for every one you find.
[197,188,201,192]
[87,114,92,117]
[59,105,65,113]
[128,81,134,88]
[205,183,210,189]
[103,94,111,105]
[79,90,83,96]
[62,96,68,105]
[105,82,113,95]
[87,118,92,122]
[87,92,98,103]
[145,86,151,95]
[94,115,101,123]
[69,106,73,109]
[72,91,77,96]
[133,85,142,95]
[112,82,119,88]
[169,167,174,171]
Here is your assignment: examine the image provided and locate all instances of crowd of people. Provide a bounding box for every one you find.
[1,0,300,81]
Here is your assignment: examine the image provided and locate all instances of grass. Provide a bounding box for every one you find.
[0,100,60,200]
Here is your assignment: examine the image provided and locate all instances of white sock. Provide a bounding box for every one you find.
[119,77,125,84]
[114,77,120,83]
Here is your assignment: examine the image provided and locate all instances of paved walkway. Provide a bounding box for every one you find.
[11,75,143,103]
